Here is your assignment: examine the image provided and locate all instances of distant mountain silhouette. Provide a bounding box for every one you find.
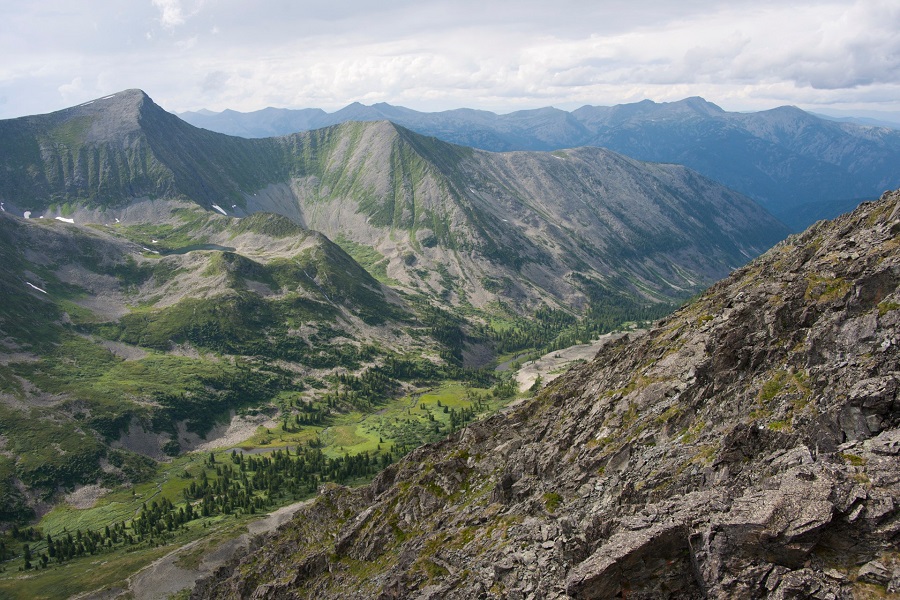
[181,97,900,230]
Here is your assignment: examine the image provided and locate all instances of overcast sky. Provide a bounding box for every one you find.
[2,0,899,120]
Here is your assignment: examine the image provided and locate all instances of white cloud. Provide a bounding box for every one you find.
[152,0,185,28]
[58,77,86,102]
[1,0,899,119]
[175,36,199,51]
[201,70,229,93]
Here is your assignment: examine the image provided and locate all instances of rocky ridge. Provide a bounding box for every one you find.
[247,122,785,311]
[180,97,900,231]
[193,190,900,599]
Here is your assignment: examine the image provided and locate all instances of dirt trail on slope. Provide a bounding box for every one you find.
[80,499,312,600]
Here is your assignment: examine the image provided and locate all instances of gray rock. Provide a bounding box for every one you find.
[857,560,892,585]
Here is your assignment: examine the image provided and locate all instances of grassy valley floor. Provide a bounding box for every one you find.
[0,381,507,599]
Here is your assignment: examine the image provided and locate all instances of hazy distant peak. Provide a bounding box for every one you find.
[677,96,725,113]
[759,104,809,116]
[508,106,568,116]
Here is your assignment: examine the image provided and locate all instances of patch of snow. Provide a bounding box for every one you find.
[79,101,94,106]
[55,216,75,224]
[23,211,31,219]
[0,202,5,211]
[101,94,116,100]
[151,239,158,243]
[26,282,47,294]
[211,203,228,215]
[553,154,565,159]
[115,217,120,223]
[39,215,44,218]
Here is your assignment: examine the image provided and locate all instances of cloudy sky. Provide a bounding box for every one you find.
[2,0,899,120]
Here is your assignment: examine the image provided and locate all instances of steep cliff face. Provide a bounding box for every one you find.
[194,190,900,599]
[250,122,787,311]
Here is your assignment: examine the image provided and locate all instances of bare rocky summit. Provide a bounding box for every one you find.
[193,190,900,599]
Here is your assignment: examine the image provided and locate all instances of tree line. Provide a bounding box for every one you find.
[0,443,397,572]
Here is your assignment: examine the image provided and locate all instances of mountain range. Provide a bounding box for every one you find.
[0,90,788,521]
[0,90,896,597]
[194,189,900,599]
[180,97,900,231]
[0,90,787,316]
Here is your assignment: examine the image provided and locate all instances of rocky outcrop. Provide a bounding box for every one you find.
[193,190,900,598]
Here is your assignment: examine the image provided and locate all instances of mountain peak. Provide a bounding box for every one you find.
[48,88,161,143]
[63,88,151,115]
[759,104,818,121]
[678,95,724,114]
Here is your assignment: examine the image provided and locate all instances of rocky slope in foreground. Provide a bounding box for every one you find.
[194,190,900,599]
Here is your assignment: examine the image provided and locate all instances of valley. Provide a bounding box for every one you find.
[193,189,900,600]
[0,380,507,599]
[0,346,617,598]
[3,89,881,598]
